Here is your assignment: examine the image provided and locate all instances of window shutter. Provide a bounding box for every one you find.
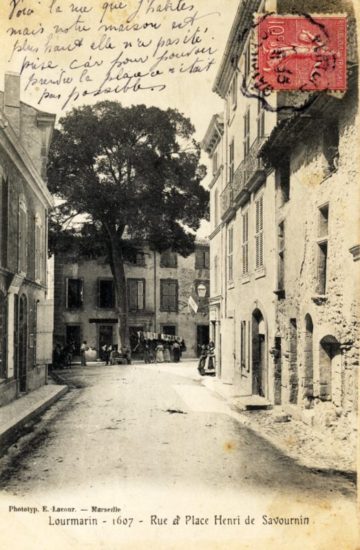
[36,300,54,364]
[138,280,144,310]
[128,280,137,310]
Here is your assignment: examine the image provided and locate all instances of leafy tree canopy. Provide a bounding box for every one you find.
[47,101,209,345]
[48,101,209,258]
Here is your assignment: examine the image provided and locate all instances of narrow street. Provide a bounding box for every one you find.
[0,363,357,550]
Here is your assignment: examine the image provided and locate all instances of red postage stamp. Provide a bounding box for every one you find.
[256,15,347,92]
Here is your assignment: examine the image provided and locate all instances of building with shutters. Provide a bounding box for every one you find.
[202,0,278,397]
[203,0,359,437]
[0,73,56,407]
[53,241,210,359]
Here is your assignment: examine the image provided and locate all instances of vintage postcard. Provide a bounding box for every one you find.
[0,0,359,549]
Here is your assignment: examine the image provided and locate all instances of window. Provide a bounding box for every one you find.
[257,97,265,138]
[240,320,246,369]
[229,139,235,183]
[0,172,9,267]
[212,151,218,176]
[128,279,145,311]
[242,212,249,275]
[277,221,285,290]
[318,203,329,238]
[255,196,264,269]
[276,158,290,204]
[317,204,329,294]
[323,119,339,172]
[160,279,178,312]
[195,247,209,269]
[0,291,6,378]
[34,214,43,282]
[214,255,218,294]
[243,108,250,157]
[98,279,115,308]
[66,278,84,309]
[129,251,145,266]
[214,189,219,227]
[244,41,251,81]
[230,73,237,109]
[18,196,27,274]
[160,250,177,268]
[228,226,234,282]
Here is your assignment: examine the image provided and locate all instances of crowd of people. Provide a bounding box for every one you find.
[141,338,186,363]
[197,342,216,376]
[52,337,187,368]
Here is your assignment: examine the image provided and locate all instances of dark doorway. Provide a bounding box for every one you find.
[197,324,209,356]
[99,325,114,350]
[303,314,314,403]
[319,335,340,402]
[273,337,282,405]
[66,325,81,355]
[161,325,176,336]
[18,294,28,393]
[0,291,6,378]
[252,309,267,397]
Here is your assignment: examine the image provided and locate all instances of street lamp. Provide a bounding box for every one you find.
[197,282,207,298]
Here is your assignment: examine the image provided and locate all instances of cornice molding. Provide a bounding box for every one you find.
[0,111,54,208]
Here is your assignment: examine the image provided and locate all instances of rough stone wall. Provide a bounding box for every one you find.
[276,88,359,437]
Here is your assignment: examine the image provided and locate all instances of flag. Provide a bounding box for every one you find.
[188,295,198,314]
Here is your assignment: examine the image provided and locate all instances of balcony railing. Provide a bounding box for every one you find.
[233,136,268,204]
[220,136,268,219]
[220,182,234,220]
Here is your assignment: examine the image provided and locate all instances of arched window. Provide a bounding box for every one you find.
[0,291,6,378]
[19,195,28,274]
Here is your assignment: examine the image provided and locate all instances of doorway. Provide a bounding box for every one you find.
[319,335,340,403]
[303,314,314,402]
[99,325,114,349]
[197,324,209,357]
[18,294,28,393]
[252,309,267,397]
[66,324,81,355]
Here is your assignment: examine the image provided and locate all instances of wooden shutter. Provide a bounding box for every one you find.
[137,280,144,310]
[128,280,138,310]
[255,197,264,269]
[36,300,54,364]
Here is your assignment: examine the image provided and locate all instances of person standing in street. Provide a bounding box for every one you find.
[80,340,87,367]
[172,340,181,363]
[155,341,164,363]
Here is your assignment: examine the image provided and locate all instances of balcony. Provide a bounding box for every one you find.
[220,182,235,221]
[233,136,268,205]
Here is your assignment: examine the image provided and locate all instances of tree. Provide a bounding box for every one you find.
[47,101,209,346]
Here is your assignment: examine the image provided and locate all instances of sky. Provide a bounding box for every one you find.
[0,0,240,238]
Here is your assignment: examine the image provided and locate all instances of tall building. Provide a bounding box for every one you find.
[53,242,210,359]
[0,73,56,406]
[203,0,359,436]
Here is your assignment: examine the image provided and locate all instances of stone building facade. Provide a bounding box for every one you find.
[0,73,55,407]
[53,242,210,359]
[203,0,359,436]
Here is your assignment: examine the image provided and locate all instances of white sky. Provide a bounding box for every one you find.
[0,0,239,238]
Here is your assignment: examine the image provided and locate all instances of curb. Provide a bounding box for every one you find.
[0,385,68,456]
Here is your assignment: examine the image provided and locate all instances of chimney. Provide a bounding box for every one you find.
[4,72,21,137]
